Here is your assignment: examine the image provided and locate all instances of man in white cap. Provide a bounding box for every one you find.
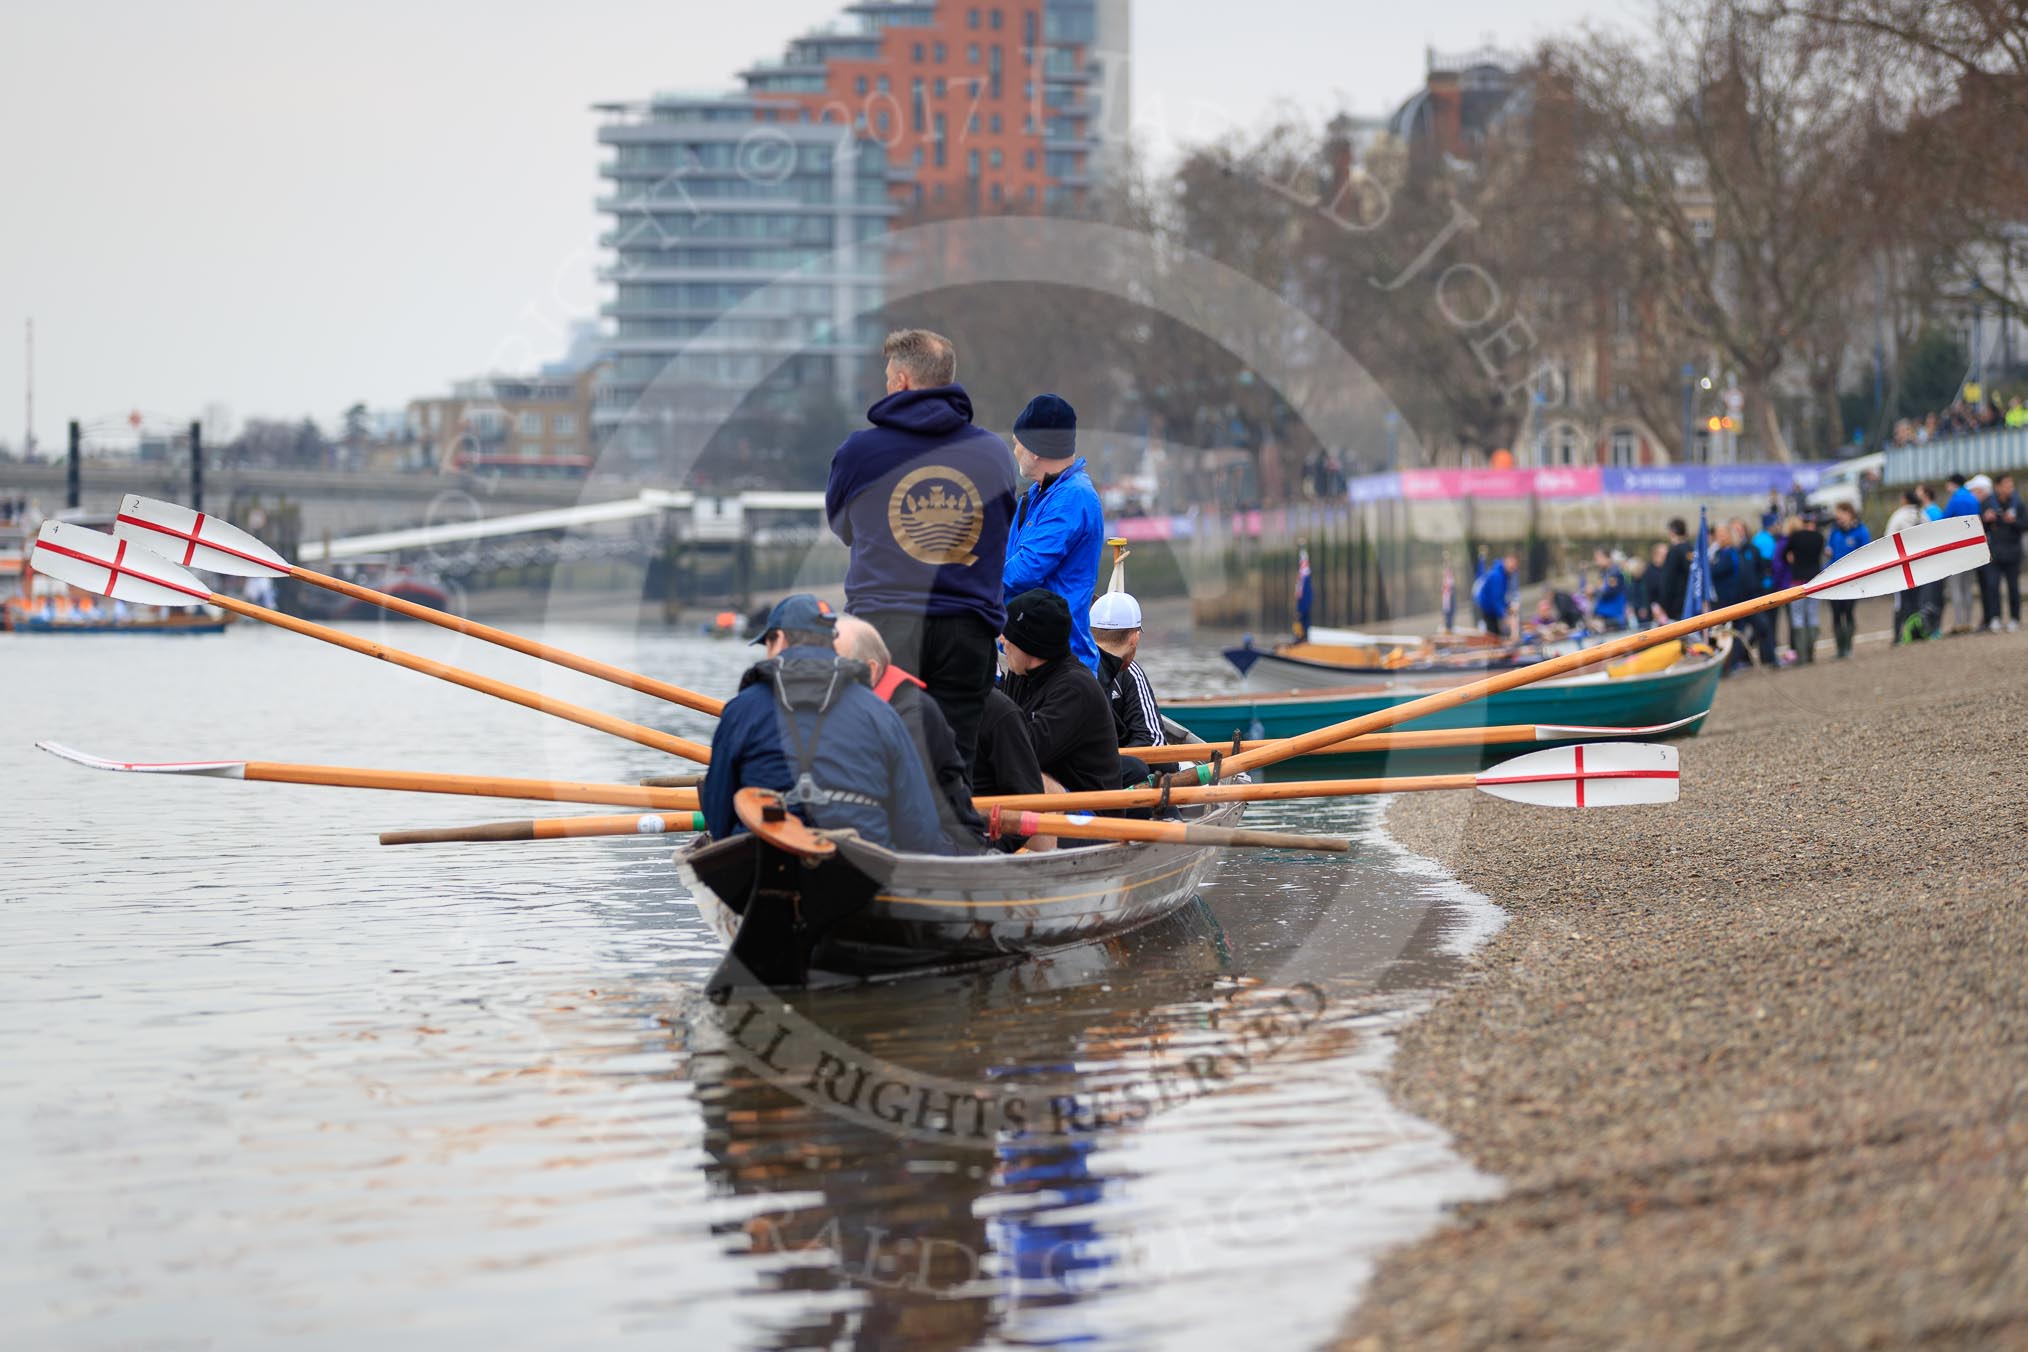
[1090,589,1166,752]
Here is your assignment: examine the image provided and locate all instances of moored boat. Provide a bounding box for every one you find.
[1224,626,1587,692]
[1168,640,1725,778]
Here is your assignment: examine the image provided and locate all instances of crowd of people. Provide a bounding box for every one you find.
[1890,393,2028,447]
[1473,471,2025,671]
[700,328,1169,858]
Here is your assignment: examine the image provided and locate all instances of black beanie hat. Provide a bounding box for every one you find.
[1003,587,1072,660]
[1012,393,1077,460]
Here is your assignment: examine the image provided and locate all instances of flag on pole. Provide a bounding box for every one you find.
[1682,506,1714,621]
[1293,547,1313,641]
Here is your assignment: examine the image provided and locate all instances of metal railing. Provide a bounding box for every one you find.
[1883,426,2028,485]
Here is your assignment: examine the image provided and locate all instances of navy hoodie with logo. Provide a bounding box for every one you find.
[825,384,1018,628]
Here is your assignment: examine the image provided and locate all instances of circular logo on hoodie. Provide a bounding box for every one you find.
[888,466,983,566]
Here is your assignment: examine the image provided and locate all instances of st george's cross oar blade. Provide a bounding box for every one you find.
[1806,514,1987,599]
[108,495,291,576]
[1471,742,1679,809]
[30,523,711,762]
[112,494,726,717]
[29,520,219,608]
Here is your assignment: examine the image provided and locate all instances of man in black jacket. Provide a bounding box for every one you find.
[1653,518,1692,623]
[1089,589,1165,751]
[997,588,1120,794]
[1982,474,2023,630]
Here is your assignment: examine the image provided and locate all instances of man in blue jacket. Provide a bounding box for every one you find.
[700,594,949,854]
[1003,394,1104,673]
[1940,472,1985,634]
[825,329,1018,771]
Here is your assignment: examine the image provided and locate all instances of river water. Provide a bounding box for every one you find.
[1,620,1500,1350]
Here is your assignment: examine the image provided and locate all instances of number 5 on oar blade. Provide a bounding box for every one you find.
[113,494,726,718]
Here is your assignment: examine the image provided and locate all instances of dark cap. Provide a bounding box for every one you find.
[1002,587,1071,660]
[751,593,837,644]
[1012,393,1077,460]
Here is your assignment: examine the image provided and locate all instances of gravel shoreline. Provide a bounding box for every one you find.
[1341,630,2028,1349]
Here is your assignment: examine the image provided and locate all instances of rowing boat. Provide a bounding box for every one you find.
[678,736,1251,992]
[1223,630,1584,691]
[1167,640,1725,777]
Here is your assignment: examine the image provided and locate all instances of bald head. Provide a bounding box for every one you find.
[833,615,890,676]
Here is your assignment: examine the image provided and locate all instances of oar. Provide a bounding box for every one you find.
[29,523,711,763]
[1133,712,1708,768]
[378,806,1350,852]
[381,811,705,846]
[1200,516,1988,783]
[981,742,1679,814]
[112,495,727,717]
[35,741,701,810]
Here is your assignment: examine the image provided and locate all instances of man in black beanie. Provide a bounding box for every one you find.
[998,587,1120,795]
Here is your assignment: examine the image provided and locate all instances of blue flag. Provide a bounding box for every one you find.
[1294,547,1313,641]
[1682,506,1714,620]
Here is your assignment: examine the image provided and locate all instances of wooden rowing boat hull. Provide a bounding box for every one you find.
[677,798,1245,990]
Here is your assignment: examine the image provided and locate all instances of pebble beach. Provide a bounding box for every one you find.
[1343,628,2028,1349]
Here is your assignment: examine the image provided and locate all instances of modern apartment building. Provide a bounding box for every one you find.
[593,0,1130,467]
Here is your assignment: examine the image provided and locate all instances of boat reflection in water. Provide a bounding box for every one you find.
[686,903,1232,1348]
[664,812,1500,1350]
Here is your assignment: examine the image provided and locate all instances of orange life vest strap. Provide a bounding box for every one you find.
[871,664,927,702]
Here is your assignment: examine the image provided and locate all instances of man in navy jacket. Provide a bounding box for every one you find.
[1003,394,1104,673]
[825,329,1017,771]
[701,595,948,854]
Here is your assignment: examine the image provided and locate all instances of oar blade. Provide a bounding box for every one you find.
[1475,742,1679,808]
[116,495,290,578]
[1812,515,1987,600]
[30,522,212,608]
[36,741,247,778]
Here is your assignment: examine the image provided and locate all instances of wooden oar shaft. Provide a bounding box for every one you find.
[979,773,1477,814]
[1215,587,1805,778]
[241,762,702,809]
[292,567,726,717]
[1136,724,1542,766]
[380,810,705,846]
[206,594,712,763]
[992,810,1349,852]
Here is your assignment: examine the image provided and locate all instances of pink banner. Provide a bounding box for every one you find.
[1398,467,1603,500]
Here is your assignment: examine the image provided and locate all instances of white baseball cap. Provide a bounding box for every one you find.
[1967,473,1994,493]
[1090,591,1143,629]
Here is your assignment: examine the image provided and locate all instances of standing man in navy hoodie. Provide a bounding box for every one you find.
[825,329,1017,770]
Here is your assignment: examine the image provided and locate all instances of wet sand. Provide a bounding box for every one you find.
[1342,629,2028,1349]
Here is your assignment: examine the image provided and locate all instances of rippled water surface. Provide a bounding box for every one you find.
[2,621,1498,1349]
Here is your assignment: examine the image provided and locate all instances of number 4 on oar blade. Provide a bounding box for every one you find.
[29,522,213,608]
[1474,742,1679,809]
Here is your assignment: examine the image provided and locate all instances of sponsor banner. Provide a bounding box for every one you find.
[1602,464,1835,496]
[1340,462,1839,503]
[1347,472,1401,504]
[1396,467,1603,500]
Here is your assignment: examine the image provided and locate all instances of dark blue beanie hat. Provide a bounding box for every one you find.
[1012,393,1077,460]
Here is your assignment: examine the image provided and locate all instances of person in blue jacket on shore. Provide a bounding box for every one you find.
[1002,394,1104,673]
[700,594,949,854]
[1939,473,1985,634]
[1825,501,1872,658]
[824,329,1018,771]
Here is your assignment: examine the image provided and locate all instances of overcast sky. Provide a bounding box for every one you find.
[0,0,1625,451]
